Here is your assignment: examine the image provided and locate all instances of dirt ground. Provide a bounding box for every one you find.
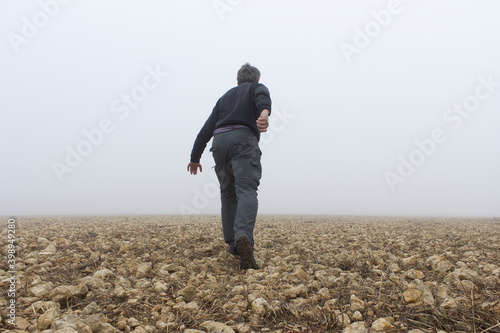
[1,215,499,333]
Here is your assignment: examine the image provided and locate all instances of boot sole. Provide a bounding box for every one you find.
[236,237,257,269]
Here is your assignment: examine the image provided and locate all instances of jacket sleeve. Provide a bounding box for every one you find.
[253,83,272,116]
[190,104,219,163]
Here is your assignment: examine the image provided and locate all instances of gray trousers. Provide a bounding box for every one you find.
[210,128,262,255]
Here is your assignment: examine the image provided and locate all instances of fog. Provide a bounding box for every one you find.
[1,0,499,217]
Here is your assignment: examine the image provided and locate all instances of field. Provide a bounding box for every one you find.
[1,215,499,333]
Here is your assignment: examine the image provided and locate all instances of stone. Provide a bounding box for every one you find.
[439,297,458,309]
[16,317,31,330]
[136,262,153,278]
[84,314,110,331]
[406,269,425,280]
[251,297,271,317]
[371,318,397,332]
[37,308,59,330]
[113,286,127,298]
[93,322,120,333]
[352,311,363,321]
[55,328,79,333]
[323,298,338,313]
[388,263,400,273]
[177,285,198,302]
[173,301,199,313]
[337,313,351,328]
[79,276,105,289]
[49,284,88,303]
[58,314,89,332]
[453,268,483,286]
[484,275,500,288]
[261,239,273,248]
[419,283,436,307]
[235,323,251,333]
[402,289,420,304]
[26,301,61,315]
[39,243,57,255]
[350,295,367,311]
[93,268,114,279]
[116,276,132,288]
[82,302,98,315]
[154,281,168,292]
[199,320,235,333]
[161,263,180,273]
[482,264,497,274]
[135,278,151,289]
[116,320,127,330]
[402,256,417,266]
[427,255,453,273]
[284,284,308,299]
[343,322,368,333]
[30,282,54,297]
[457,280,477,293]
[289,297,308,318]
[127,317,141,327]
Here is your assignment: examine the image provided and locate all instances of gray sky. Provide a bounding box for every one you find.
[1,0,499,217]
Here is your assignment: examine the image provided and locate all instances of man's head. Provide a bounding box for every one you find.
[237,63,261,85]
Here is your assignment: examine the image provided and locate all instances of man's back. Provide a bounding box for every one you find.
[190,82,271,164]
[215,82,271,140]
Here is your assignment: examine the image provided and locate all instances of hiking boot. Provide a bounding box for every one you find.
[236,236,258,270]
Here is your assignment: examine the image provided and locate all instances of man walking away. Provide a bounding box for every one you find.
[187,63,271,270]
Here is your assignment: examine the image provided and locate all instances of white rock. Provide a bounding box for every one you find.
[173,301,199,313]
[154,281,168,292]
[371,318,396,332]
[350,295,367,311]
[337,313,351,327]
[127,317,141,327]
[343,322,368,333]
[37,308,60,330]
[284,284,307,299]
[406,269,425,280]
[30,282,54,297]
[199,320,235,333]
[39,243,57,255]
[251,297,271,317]
[82,302,98,315]
[352,311,363,321]
[55,327,79,333]
[49,284,88,302]
[93,268,114,279]
[136,262,152,278]
[427,255,453,273]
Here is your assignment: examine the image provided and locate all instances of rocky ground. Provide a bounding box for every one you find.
[1,215,499,333]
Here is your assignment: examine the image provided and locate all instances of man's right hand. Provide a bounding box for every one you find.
[187,162,202,175]
[257,109,270,132]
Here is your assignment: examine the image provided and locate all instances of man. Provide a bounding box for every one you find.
[187,63,271,270]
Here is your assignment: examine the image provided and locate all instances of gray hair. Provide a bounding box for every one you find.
[237,63,261,85]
